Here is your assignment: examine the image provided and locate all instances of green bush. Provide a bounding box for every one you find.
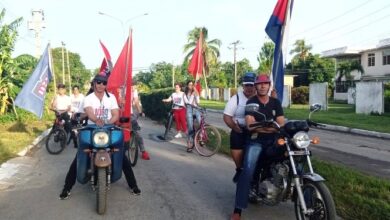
[292,86,309,104]
[140,88,173,121]
[385,88,390,113]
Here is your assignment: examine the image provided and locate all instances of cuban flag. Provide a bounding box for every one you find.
[265,0,293,103]
[14,44,52,119]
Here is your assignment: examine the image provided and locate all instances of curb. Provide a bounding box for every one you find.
[17,128,51,157]
[206,108,390,140]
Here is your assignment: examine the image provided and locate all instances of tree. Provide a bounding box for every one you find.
[336,60,364,82]
[257,41,274,74]
[307,54,335,84]
[0,8,22,115]
[236,58,254,81]
[290,39,312,62]
[183,27,221,70]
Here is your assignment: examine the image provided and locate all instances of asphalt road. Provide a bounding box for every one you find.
[0,117,299,220]
[205,111,390,180]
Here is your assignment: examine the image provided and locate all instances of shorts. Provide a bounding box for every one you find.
[230,128,248,150]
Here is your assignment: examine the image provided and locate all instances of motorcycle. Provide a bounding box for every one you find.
[76,117,129,215]
[246,103,336,220]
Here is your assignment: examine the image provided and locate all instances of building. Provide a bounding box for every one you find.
[322,38,390,101]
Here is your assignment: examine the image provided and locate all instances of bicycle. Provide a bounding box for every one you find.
[45,109,68,154]
[124,116,142,167]
[189,106,221,157]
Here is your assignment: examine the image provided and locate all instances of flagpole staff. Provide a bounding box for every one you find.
[49,46,57,94]
[66,47,71,94]
[61,42,65,84]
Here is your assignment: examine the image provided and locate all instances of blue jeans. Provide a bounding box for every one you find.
[234,137,275,209]
[186,105,201,142]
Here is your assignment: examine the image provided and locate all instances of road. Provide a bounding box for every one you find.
[205,111,390,180]
[0,117,298,220]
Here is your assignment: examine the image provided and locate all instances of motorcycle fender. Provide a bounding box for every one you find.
[302,173,325,182]
[94,150,111,167]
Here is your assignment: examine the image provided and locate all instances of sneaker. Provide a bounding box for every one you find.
[131,186,141,195]
[174,132,182,138]
[59,189,70,200]
[232,168,242,183]
[141,151,150,160]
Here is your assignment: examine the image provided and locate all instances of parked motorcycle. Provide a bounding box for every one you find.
[76,118,128,215]
[246,103,336,220]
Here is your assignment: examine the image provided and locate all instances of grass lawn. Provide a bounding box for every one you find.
[201,99,390,133]
[0,120,51,164]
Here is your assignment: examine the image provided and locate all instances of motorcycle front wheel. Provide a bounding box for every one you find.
[294,180,336,220]
[96,168,107,215]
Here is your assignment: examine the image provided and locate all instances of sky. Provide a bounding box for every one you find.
[2,0,390,73]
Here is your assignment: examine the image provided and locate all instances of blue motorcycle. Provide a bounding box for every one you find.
[76,123,126,214]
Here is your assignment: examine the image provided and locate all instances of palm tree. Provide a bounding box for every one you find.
[0,8,22,115]
[290,39,312,62]
[336,60,364,82]
[183,27,221,75]
[257,41,275,74]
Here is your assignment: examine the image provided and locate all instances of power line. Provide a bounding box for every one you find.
[305,3,390,44]
[291,0,374,37]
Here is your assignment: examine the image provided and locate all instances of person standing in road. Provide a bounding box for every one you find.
[183,80,201,152]
[223,72,256,183]
[162,83,187,139]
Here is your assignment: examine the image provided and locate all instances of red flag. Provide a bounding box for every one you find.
[99,40,112,74]
[187,30,204,93]
[107,31,133,141]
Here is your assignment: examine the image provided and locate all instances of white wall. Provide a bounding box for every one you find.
[334,92,348,101]
[309,83,328,110]
[361,49,390,77]
[355,82,384,114]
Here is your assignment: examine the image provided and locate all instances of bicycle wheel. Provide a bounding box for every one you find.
[194,125,221,157]
[163,113,173,140]
[45,128,67,154]
[126,134,139,167]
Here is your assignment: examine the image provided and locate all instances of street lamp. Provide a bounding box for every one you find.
[98,11,148,38]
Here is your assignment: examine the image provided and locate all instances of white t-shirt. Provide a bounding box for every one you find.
[184,91,200,107]
[54,94,71,111]
[171,92,185,109]
[70,93,85,113]
[223,91,250,127]
[83,92,119,124]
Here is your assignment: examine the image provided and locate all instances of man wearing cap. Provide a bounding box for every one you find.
[59,74,141,199]
[223,72,256,183]
[51,83,72,134]
[231,74,285,220]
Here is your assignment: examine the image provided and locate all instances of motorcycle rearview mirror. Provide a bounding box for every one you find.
[245,103,267,121]
[310,103,322,112]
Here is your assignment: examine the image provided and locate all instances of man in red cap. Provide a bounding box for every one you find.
[231,74,285,220]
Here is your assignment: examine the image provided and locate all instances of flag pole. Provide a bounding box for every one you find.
[49,45,57,94]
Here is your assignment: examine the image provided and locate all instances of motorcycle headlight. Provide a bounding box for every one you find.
[93,131,109,147]
[292,131,310,149]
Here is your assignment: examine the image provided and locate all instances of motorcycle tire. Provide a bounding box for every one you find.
[45,128,67,155]
[294,180,336,220]
[96,167,107,215]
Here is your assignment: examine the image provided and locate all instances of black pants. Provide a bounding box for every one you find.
[63,154,138,191]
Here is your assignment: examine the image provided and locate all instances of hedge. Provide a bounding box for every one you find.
[291,86,309,104]
[140,88,173,122]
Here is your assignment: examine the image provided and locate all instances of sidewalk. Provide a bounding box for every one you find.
[206,109,390,140]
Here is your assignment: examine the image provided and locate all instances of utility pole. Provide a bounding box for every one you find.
[66,48,71,94]
[28,9,46,58]
[229,40,241,89]
[172,62,175,88]
[61,42,65,84]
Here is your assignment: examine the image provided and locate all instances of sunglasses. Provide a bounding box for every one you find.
[96,80,107,86]
[244,84,254,87]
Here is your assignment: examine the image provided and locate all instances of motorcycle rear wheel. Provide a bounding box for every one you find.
[294,180,336,220]
[45,128,67,155]
[96,168,107,215]
[126,134,139,167]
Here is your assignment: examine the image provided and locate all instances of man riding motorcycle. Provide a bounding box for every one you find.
[231,74,285,220]
[59,74,141,199]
